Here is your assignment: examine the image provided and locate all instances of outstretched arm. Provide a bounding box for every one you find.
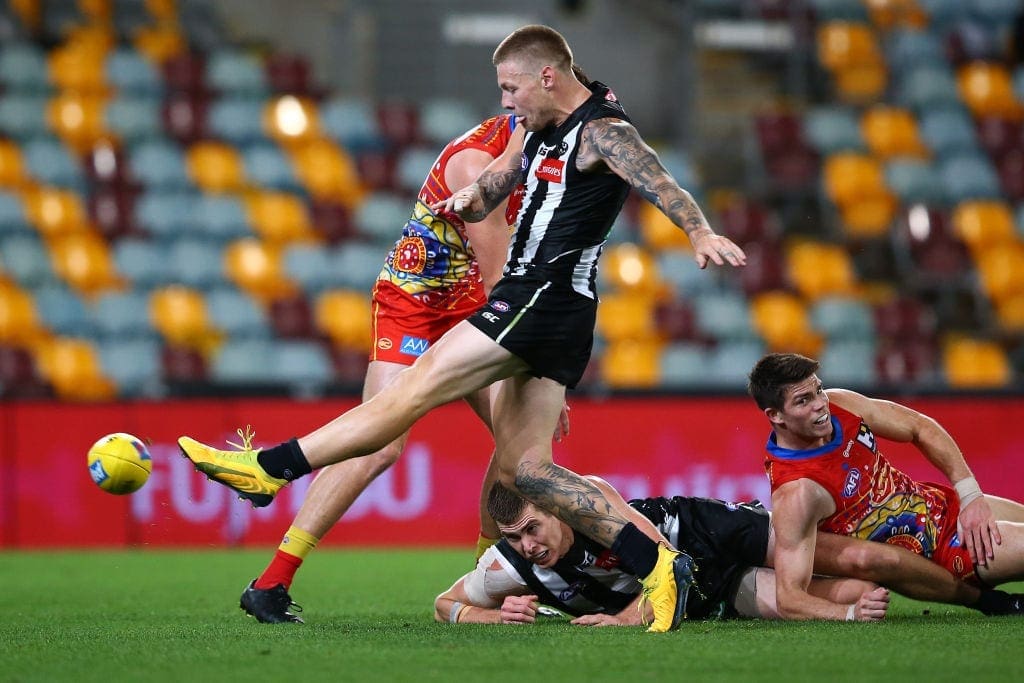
[827,389,1000,566]
[578,118,746,269]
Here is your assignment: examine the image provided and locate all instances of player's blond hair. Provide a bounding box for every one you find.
[492,25,573,74]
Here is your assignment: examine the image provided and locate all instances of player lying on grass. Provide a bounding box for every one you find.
[750,352,1024,620]
[436,478,1023,625]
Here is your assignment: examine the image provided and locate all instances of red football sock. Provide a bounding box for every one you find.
[254,550,303,590]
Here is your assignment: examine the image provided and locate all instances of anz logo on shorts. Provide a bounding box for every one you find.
[400,335,430,357]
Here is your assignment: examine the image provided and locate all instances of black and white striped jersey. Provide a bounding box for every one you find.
[505,82,631,299]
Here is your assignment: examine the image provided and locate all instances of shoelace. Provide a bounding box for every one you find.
[227,425,257,452]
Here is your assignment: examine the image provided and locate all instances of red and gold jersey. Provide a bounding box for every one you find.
[378,114,517,308]
[764,404,975,580]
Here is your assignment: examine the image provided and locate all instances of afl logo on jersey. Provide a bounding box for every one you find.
[520,152,529,171]
[490,300,511,313]
[842,468,861,498]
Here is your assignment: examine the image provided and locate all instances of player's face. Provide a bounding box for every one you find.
[498,505,572,568]
[496,59,550,132]
[771,374,832,448]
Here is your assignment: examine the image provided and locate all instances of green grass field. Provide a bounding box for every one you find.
[2,549,1022,683]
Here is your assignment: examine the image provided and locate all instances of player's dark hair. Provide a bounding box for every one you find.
[487,481,528,526]
[748,353,820,411]
[493,24,573,73]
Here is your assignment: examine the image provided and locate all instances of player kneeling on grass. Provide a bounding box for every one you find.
[435,478,889,625]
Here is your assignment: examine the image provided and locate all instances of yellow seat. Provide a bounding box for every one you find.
[943,337,1011,388]
[786,241,857,300]
[47,92,110,153]
[22,187,89,237]
[8,0,40,29]
[244,191,317,244]
[601,243,663,294]
[834,63,888,104]
[0,140,28,189]
[838,193,898,239]
[48,43,108,93]
[49,232,122,295]
[79,0,112,21]
[314,289,372,351]
[975,242,1024,304]
[0,283,47,346]
[957,62,1022,120]
[749,290,823,355]
[817,22,883,71]
[263,95,321,147]
[823,153,888,207]
[861,106,928,159]
[133,24,185,64]
[288,138,366,207]
[865,0,928,29]
[638,201,692,251]
[995,292,1024,333]
[595,291,659,342]
[224,238,298,302]
[146,0,177,21]
[149,285,222,352]
[33,337,116,401]
[186,142,246,193]
[951,200,1017,254]
[600,340,661,389]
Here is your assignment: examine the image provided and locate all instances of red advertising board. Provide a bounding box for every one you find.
[2,396,1023,548]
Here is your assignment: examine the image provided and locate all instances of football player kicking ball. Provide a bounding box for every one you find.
[437,479,1019,625]
[237,113,525,623]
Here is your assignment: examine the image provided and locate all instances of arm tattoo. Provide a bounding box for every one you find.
[513,461,627,547]
[461,167,520,222]
[583,120,711,238]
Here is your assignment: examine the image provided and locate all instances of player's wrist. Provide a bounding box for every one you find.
[845,604,856,621]
[954,476,983,508]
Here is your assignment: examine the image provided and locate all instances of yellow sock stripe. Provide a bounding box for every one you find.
[278,525,319,561]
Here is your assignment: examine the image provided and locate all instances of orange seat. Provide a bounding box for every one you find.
[48,43,108,93]
[22,187,89,237]
[49,231,122,295]
[33,337,116,401]
[244,191,317,244]
[823,153,888,207]
[79,0,112,21]
[47,92,110,153]
[0,283,47,346]
[838,193,898,239]
[638,201,692,251]
[817,22,883,71]
[0,140,28,189]
[314,289,372,351]
[288,139,366,207]
[864,0,928,29]
[786,241,857,300]
[834,63,888,104]
[861,106,928,159]
[149,285,222,352]
[224,238,298,302]
[951,200,1017,253]
[8,0,40,29]
[749,290,823,355]
[943,337,1011,388]
[595,291,659,342]
[600,340,661,389]
[975,242,1024,304]
[601,243,663,293]
[995,292,1024,333]
[263,95,321,146]
[133,24,185,64]
[957,62,1022,120]
[186,142,246,193]
[146,0,177,21]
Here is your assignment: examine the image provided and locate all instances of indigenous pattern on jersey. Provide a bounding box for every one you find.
[488,497,770,619]
[378,114,516,309]
[505,82,631,299]
[764,404,975,580]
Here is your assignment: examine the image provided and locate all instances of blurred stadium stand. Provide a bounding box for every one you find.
[0,0,1022,401]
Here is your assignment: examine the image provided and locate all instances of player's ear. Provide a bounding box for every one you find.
[765,407,784,426]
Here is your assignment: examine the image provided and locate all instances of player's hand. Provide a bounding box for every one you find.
[958,496,1001,567]
[431,183,484,217]
[570,613,634,627]
[852,587,889,622]
[553,403,570,442]
[690,231,746,269]
[499,595,540,624]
